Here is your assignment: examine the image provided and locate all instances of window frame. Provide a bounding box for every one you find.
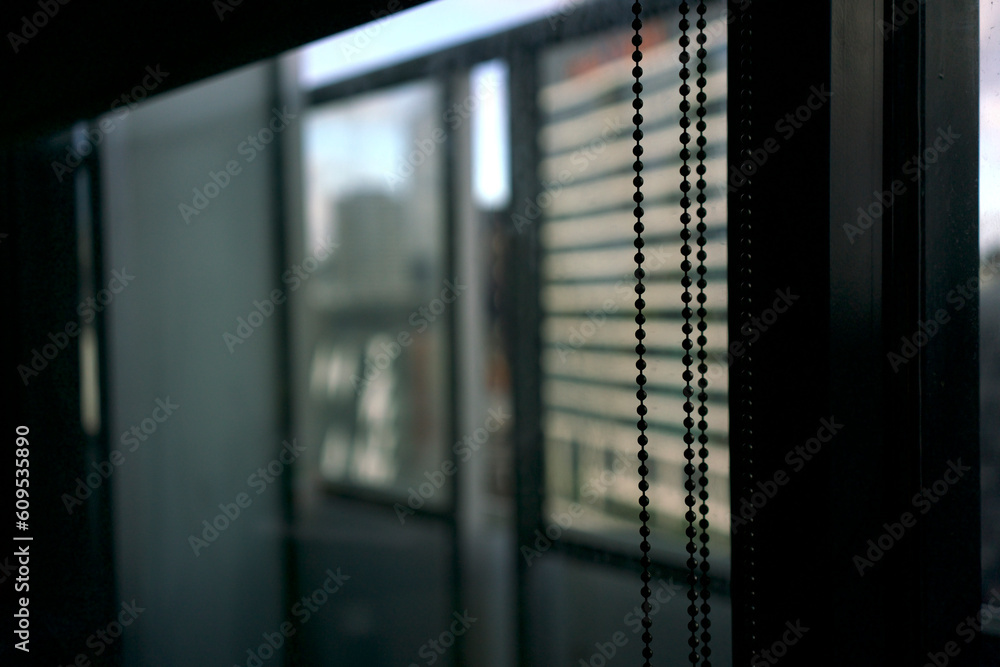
[727,1,982,664]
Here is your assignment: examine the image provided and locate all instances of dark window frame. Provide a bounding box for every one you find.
[727,1,982,664]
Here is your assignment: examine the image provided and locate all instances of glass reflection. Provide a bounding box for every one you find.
[301,80,449,506]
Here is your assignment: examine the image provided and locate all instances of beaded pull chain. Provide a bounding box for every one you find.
[631,2,714,665]
[689,3,714,665]
[629,4,654,666]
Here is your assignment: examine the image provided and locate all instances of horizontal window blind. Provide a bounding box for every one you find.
[538,17,730,551]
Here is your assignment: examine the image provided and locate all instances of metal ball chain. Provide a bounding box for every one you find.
[676,2,706,664]
[629,3,654,666]
[691,2,713,664]
[631,3,715,664]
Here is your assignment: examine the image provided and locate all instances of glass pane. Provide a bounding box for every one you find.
[299,80,451,507]
[100,63,288,665]
[537,9,730,560]
[981,0,1000,634]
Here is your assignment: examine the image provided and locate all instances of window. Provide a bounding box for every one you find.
[7,0,984,665]
[299,80,451,506]
[537,11,730,560]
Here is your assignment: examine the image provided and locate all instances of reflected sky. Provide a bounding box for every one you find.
[984,0,999,253]
[299,0,578,88]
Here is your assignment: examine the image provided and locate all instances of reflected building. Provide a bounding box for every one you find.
[299,86,450,508]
